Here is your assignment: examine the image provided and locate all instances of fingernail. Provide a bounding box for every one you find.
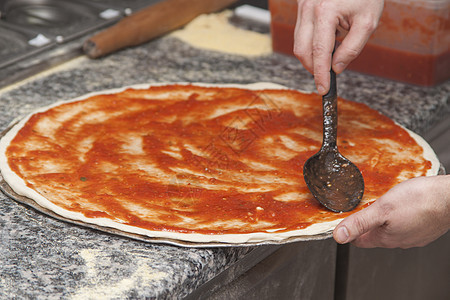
[317,85,326,95]
[336,226,350,244]
[334,62,346,73]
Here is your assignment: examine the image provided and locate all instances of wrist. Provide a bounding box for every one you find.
[434,175,450,230]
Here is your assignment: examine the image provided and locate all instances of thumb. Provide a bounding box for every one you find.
[333,202,385,244]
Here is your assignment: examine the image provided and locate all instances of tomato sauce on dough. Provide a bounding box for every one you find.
[5,85,432,234]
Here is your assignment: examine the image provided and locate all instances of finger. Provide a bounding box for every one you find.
[312,3,338,95]
[333,201,386,244]
[294,0,315,74]
[332,16,379,74]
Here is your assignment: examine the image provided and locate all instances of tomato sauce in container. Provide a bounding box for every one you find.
[268,0,450,86]
[268,0,297,55]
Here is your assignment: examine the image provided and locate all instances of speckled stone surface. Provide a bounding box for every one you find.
[0,28,449,298]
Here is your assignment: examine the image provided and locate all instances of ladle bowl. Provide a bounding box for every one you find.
[303,68,364,212]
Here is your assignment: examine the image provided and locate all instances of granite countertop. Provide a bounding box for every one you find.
[0,21,449,298]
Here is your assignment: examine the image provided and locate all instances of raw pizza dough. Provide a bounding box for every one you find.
[0,82,440,244]
[169,11,272,57]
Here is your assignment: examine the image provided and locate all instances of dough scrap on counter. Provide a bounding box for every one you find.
[170,11,272,57]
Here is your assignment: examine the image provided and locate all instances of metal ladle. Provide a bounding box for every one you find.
[303,68,364,212]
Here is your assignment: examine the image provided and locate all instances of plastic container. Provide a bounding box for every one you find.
[268,0,450,86]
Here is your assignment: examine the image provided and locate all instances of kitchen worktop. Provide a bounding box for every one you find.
[0,18,449,299]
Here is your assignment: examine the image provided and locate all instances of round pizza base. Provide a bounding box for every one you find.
[0,82,441,246]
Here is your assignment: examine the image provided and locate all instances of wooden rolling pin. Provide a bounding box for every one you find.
[84,0,238,58]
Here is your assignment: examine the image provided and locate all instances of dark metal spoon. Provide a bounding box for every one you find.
[303,68,364,212]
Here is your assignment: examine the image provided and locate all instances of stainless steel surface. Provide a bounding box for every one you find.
[0,0,158,70]
[344,232,450,300]
[187,239,336,299]
[424,113,450,174]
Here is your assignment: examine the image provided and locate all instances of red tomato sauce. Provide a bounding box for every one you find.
[6,85,432,234]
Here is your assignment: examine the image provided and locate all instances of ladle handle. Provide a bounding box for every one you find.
[322,68,337,150]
